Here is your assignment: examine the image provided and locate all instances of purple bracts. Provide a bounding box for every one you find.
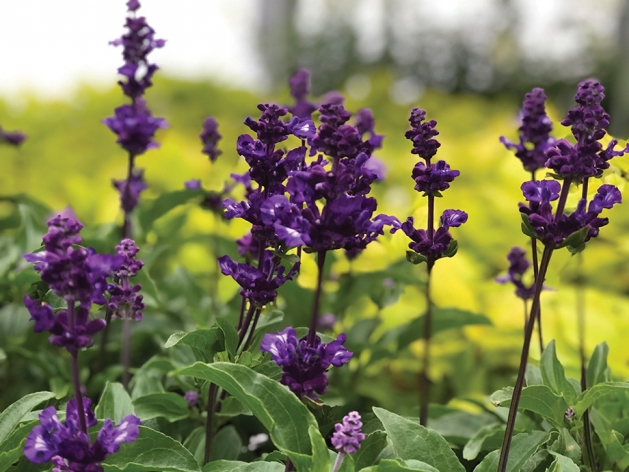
[0,126,27,146]
[108,239,145,321]
[24,398,140,471]
[200,117,222,162]
[500,88,554,173]
[405,108,440,160]
[331,411,365,455]
[260,327,352,399]
[113,169,148,213]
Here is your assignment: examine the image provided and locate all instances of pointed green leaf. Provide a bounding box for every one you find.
[210,425,243,462]
[102,426,200,471]
[0,391,54,444]
[473,431,550,472]
[165,328,224,363]
[540,340,577,404]
[133,392,189,422]
[547,451,579,471]
[490,385,569,426]
[138,190,201,232]
[0,420,38,472]
[308,425,330,472]
[572,382,629,418]
[176,362,317,461]
[373,407,464,472]
[215,317,239,358]
[95,382,135,423]
[202,462,284,472]
[353,431,388,470]
[548,428,581,463]
[589,408,629,470]
[360,459,439,471]
[587,342,610,387]
[463,424,504,460]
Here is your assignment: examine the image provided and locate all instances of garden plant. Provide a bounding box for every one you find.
[2,1,629,471]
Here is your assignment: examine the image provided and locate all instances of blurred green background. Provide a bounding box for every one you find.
[2,0,629,416]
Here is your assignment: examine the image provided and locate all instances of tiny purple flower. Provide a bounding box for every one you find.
[113,169,148,213]
[183,390,199,408]
[0,126,27,146]
[331,411,365,455]
[108,239,145,321]
[185,179,202,190]
[405,108,440,161]
[521,180,561,204]
[200,116,222,162]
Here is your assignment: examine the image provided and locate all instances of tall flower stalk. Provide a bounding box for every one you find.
[394,108,467,426]
[497,80,627,471]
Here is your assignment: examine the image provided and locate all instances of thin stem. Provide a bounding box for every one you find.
[236,296,247,331]
[203,383,219,464]
[121,315,132,391]
[242,307,262,352]
[307,250,327,345]
[577,252,598,471]
[332,452,345,472]
[67,300,88,435]
[419,262,434,426]
[95,307,114,375]
[121,152,136,240]
[522,300,528,334]
[284,459,295,472]
[238,303,257,346]
[497,246,553,471]
[530,238,543,354]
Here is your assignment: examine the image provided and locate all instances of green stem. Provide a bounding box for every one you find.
[121,315,132,391]
[419,261,434,427]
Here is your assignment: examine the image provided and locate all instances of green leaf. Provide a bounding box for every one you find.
[520,214,538,240]
[133,392,189,422]
[473,431,550,472]
[0,420,38,472]
[463,424,504,460]
[345,318,381,354]
[175,362,317,461]
[210,425,243,462]
[397,308,492,350]
[95,382,135,423]
[102,425,200,471]
[308,425,330,472]
[215,317,239,358]
[138,190,200,232]
[372,407,464,472]
[360,459,439,471]
[572,382,629,418]
[589,408,629,470]
[524,364,542,386]
[353,431,388,470]
[0,391,54,444]
[202,462,284,472]
[547,451,579,471]
[406,251,426,265]
[559,226,588,254]
[165,328,224,363]
[490,385,569,426]
[183,426,205,465]
[442,239,458,258]
[587,342,610,387]
[548,428,581,463]
[540,340,577,404]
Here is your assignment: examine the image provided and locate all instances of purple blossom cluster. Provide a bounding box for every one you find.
[394,108,468,265]
[200,116,222,162]
[108,239,145,321]
[331,411,365,455]
[0,125,27,146]
[260,327,352,399]
[24,398,140,471]
[495,247,535,300]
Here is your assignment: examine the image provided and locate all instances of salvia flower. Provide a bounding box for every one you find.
[331,411,365,454]
[200,116,222,162]
[500,88,554,173]
[289,69,317,119]
[405,108,440,160]
[0,125,27,146]
[412,160,460,196]
[495,247,535,300]
[113,168,148,213]
[355,108,384,149]
[24,215,124,308]
[260,327,352,399]
[108,239,145,321]
[183,390,199,408]
[24,397,140,471]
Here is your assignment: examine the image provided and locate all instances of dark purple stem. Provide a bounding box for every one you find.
[307,250,327,345]
[419,261,434,427]
[530,172,543,354]
[121,315,132,391]
[68,300,88,435]
[203,383,219,464]
[236,296,247,331]
[121,152,136,240]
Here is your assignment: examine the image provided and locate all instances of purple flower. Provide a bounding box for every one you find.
[24,215,124,307]
[500,88,554,173]
[331,411,365,455]
[287,116,316,140]
[495,247,535,300]
[185,179,202,190]
[355,108,384,149]
[0,126,27,146]
[411,160,460,196]
[108,239,145,321]
[289,69,317,119]
[521,180,561,204]
[110,0,165,99]
[113,169,148,213]
[260,327,352,399]
[103,100,167,157]
[25,398,140,471]
[440,209,468,230]
[244,103,290,148]
[218,254,299,307]
[183,391,199,408]
[405,108,440,161]
[200,116,222,162]
[312,103,362,160]
[588,184,622,214]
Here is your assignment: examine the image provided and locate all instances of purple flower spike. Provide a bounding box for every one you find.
[25,399,140,470]
[113,169,148,213]
[495,247,535,300]
[261,327,352,399]
[108,239,145,321]
[521,180,561,204]
[200,116,222,162]
[289,69,317,119]
[412,160,460,195]
[0,126,27,146]
[405,108,440,161]
[500,88,554,173]
[331,411,365,455]
[24,295,55,332]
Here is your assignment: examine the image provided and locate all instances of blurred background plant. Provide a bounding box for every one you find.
[1,0,629,425]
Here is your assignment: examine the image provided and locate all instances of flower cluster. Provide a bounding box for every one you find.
[24,398,140,471]
[500,88,555,173]
[0,125,27,146]
[394,108,467,265]
[112,169,148,213]
[108,239,145,321]
[495,247,535,300]
[200,116,222,162]
[260,327,352,399]
[331,411,365,455]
